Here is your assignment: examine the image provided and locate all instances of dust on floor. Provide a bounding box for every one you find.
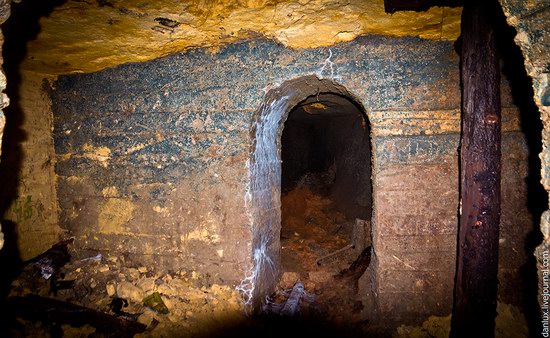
[5,171,375,337]
[393,302,529,338]
[271,175,372,329]
[7,249,245,337]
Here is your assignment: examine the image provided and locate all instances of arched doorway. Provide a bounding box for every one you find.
[244,76,373,321]
[279,92,372,318]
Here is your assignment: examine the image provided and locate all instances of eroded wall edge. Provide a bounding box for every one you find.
[498,0,550,313]
[0,0,15,251]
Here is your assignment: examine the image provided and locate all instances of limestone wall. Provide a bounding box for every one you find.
[1,70,61,260]
[20,0,462,75]
[50,36,462,319]
[0,0,544,327]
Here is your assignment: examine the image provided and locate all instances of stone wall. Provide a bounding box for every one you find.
[0,0,543,328]
[50,36,462,320]
[47,34,534,323]
[1,70,61,260]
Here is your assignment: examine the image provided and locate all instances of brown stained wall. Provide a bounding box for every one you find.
[366,76,530,325]
[371,143,459,323]
[49,38,463,317]
[0,70,61,260]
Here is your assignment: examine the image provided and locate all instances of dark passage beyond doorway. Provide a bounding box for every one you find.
[281,93,372,220]
[277,93,372,323]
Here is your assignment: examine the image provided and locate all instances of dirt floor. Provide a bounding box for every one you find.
[2,171,530,337]
[5,246,245,337]
[269,173,372,328]
[4,172,374,337]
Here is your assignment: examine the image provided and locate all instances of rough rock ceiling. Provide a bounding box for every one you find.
[16,0,462,75]
[290,93,361,120]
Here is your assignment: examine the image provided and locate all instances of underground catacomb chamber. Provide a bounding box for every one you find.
[0,0,547,336]
[272,92,373,321]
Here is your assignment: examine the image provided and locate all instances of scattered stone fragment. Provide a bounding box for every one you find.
[98,265,110,273]
[106,283,116,297]
[126,268,140,281]
[137,277,156,295]
[137,310,155,327]
[117,282,144,303]
[8,250,246,336]
[280,271,301,289]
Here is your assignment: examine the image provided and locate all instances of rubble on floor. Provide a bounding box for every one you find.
[5,171,373,336]
[276,175,372,329]
[392,302,529,338]
[6,242,244,337]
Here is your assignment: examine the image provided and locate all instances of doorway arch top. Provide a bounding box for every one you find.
[250,75,371,155]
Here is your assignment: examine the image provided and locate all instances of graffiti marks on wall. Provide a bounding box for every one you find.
[8,195,46,228]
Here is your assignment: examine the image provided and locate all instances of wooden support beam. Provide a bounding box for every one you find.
[450,1,501,337]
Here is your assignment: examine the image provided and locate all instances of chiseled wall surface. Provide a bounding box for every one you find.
[20,0,462,75]
[50,36,461,320]
[1,70,61,260]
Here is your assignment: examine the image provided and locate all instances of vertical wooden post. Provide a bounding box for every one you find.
[450,0,501,337]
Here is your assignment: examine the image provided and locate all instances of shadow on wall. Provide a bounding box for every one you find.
[0,0,67,331]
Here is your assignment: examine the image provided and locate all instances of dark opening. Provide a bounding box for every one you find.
[277,92,372,322]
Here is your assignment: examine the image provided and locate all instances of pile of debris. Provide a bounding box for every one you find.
[6,239,244,337]
[278,180,372,327]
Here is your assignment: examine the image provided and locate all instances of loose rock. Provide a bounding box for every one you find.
[116,282,144,303]
[280,271,301,289]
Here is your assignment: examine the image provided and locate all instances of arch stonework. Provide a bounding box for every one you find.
[241,75,372,308]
